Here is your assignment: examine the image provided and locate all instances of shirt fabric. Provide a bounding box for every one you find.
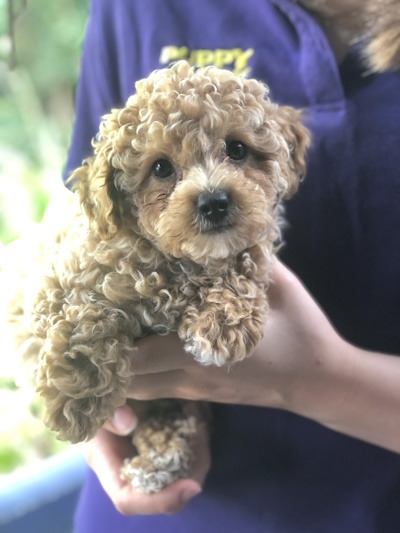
[66,0,400,531]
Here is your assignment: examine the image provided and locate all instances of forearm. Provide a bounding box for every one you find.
[323,345,400,453]
[127,260,400,454]
[284,335,400,453]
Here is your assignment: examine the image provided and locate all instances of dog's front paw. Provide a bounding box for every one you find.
[39,383,122,443]
[179,295,268,366]
[37,341,132,443]
[182,335,232,366]
[182,320,262,366]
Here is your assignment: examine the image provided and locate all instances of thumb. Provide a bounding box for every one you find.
[104,404,138,436]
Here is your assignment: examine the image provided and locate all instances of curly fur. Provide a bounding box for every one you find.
[299,0,400,72]
[7,61,309,491]
[361,0,400,72]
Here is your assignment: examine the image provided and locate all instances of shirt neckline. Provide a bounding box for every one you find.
[270,0,346,107]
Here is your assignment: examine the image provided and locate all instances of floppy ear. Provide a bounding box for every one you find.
[362,3,400,73]
[67,112,123,240]
[272,106,310,199]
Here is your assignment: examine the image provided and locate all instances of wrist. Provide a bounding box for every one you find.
[280,329,357,427]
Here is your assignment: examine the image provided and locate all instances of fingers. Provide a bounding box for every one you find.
[127,369,221,402]
[128,367,240,404]
[84,428,202,515]
[103,404,138,435]
[85,401,210,516]
[129,333,192,376]
[185,417,211,487]
[128,370,190,400]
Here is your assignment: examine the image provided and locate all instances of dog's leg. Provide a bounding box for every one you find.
[178,275,268,366]
[120,400,197,493]
[34,300,135,443]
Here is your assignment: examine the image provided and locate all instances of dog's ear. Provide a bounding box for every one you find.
[362,3,400,73]
[67,112,122,240]
[272,106,310,199]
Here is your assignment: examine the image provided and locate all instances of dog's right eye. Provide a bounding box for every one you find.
[226,141,248,161]
[151,159,175,179]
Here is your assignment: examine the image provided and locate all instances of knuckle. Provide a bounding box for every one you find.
[114,497,134,516]
[131,389,153,401]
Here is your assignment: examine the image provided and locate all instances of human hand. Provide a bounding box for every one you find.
[83,402,210,515]
[127,259,349,422]
[119,258,400,455]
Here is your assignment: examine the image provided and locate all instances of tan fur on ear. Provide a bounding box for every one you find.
[272,106,311,198]
[362,1,400,72]
[67,111,123,240]
[298,0,400,73]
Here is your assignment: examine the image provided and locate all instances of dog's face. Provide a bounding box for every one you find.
[70,62,309,264]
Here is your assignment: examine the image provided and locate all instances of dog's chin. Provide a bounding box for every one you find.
[178,228,251,265]
[154,211,269,265]
[201,223,234,236]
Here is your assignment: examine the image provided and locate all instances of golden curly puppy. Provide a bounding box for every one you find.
[7,61,309,492]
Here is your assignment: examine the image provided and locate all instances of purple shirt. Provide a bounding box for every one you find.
[67,1,400,531]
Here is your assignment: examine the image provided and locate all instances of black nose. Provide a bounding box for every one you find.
[197,190,231,224]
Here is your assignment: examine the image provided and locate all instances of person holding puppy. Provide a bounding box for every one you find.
[64,0,400,531]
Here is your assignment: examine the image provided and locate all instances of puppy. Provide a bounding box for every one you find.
[6,61,309,492]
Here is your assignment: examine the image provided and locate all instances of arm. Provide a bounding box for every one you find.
[128,259,400,454]
[264,262,400,453]
[305,346,400,452]
[84,258,400,515]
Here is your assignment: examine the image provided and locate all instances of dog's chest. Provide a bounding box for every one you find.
[122,268,196,335]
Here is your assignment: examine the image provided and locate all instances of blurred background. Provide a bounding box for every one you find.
[0,1,89,528]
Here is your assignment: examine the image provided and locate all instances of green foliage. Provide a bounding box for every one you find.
[0,388,70,474]
[0,377,18,390]
[0,447,23,474]
[0,0,89,473]
[0,0,89,245]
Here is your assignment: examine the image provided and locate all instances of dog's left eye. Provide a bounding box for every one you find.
[151,159,175,179]
[227,141,248,161]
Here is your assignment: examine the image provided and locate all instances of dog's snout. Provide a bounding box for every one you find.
[197,190,231,224]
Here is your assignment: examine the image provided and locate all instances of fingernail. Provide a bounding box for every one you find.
[180,487,202,504]
[112,406,137,435]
